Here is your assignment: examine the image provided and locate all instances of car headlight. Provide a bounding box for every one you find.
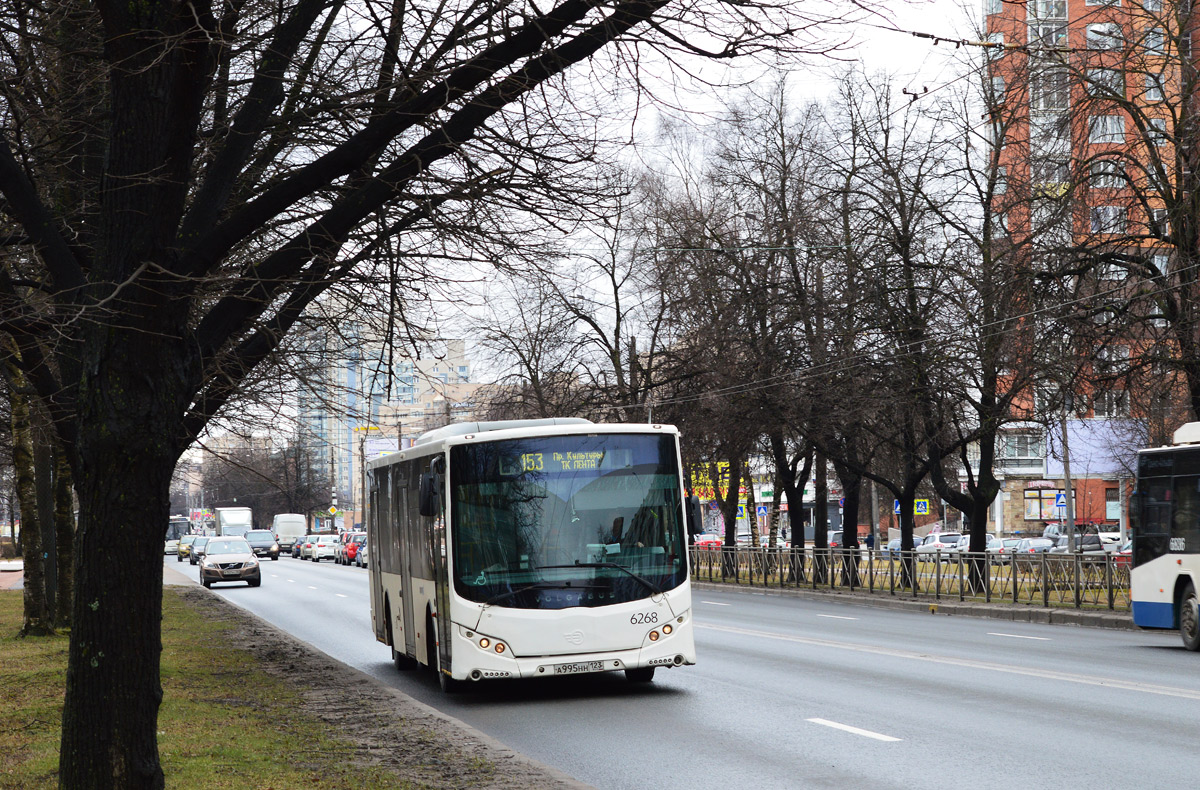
[271,543,279,551]
[201,557,216,567]
[245,557,259,567]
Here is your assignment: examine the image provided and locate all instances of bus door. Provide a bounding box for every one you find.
[397,462,418,660]
[368,470,385,642]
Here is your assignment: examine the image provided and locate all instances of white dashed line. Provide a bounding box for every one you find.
[308,586,318,590]
[818,614,858,621]
[807,718,901,742]
[988,632,1050,641]
[336,594,348,598]
[702,601,731,606]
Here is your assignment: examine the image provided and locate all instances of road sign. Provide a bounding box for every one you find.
[915,499,930,515]
[893,500,901,514]
[1055,492,1067,508]
[756,505,768,517]
[328,506,338,515]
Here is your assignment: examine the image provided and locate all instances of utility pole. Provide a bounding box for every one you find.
[330,445,337,532]
[1061,394,1076,552]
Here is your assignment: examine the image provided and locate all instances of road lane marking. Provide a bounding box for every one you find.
[336,594,348,598]
[818,614,859,621]
[702,601,731,606]
[287,579,295,583]
[308,586,318,590]
[698,622,1200,700]
[807,718,901,742]
[988,632,1050,641]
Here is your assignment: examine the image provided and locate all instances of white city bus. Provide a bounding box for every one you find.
[366,418,700,691]
[1131,422,1200,650]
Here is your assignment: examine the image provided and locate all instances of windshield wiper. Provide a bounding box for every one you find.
[483,581,602,607]
[536,561,664,596]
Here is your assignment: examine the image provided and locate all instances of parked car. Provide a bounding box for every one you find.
[243,529,280,560]
[298,534,318,559]
[336,531,366,564]
[949,534,996,554]
[1048,534,1116,560]
[354,541,369,568]
[1015,537,1055,556]
[177,534,197,563]
[986,537,1022,563]
[759,535,790,549]
[915,533,963,561]
[197,537,261,588]
[189,535,210,566]
[693,533,723,550]
[292,534,310,558]
[308,533,339,562]
[1114,540,1132,568]
[344,533,366,564]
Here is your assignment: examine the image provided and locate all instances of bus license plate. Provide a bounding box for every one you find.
[553,661,604,675]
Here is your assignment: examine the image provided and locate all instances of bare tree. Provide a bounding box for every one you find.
[0,0,863,783]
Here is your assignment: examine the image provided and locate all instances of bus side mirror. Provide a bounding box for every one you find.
[419,473,440,517]
[686,494,703,536]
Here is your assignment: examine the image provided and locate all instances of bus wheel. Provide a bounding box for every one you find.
[625,666,655,683]
[428,613,462,693]
[1181,582,1200,652]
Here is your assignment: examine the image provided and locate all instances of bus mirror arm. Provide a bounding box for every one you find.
[686,495,703,536]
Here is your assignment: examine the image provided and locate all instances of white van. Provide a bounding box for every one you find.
[271,513,307,551]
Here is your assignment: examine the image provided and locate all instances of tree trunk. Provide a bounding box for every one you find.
[54,448,76,628]
[8,358,53,636]
[59,330,191,790]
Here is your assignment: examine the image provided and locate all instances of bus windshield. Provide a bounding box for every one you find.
[449,433,686,609]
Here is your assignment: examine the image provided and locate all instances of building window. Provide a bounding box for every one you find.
[1086,0,1120,4]
[1144,27,1165,54]
[1089,115,1125,143]
[990,75,1007,103]
[1096,261,1127,280]
[1090,159,1124,188]
[1145,73,1165,101]
[1030,0,1067,15]
[1087,68,1124,97]
[1087,23,1123,50]
[1033,158,1070,185]
[1024,489,1074,520]
[1144,0,1161,10]
[1152,252,1170,275]
[985,0,1003,13]
[995,165,1008,194]
[1148,117,1168,146]
[1032,69,1069,110]
[1002,433,1045,470]
[1091,206,1127,233]
[1095,344,1129,377]
[1094,389,1129,417]
[1106,488,1121,520]
[1031,23,1069,48]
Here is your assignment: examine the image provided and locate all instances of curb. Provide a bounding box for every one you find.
[692,581,1137,631]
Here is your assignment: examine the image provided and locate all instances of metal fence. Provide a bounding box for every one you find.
[689,547,1131,611]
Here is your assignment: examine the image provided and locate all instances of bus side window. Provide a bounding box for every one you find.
[1173,476,1200,552]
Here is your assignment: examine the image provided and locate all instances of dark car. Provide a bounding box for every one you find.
[189,535,210,566]
[244,529,280,560]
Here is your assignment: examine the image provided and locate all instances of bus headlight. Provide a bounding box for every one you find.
[479,638,490,649]
[649,631,660,642]
[662,624,673,635]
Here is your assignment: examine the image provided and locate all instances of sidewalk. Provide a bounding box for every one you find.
[693,580,1137,631]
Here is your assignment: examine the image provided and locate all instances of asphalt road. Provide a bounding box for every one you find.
[168,555,1200,790]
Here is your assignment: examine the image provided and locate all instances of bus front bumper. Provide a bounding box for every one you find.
[447,619,696,682]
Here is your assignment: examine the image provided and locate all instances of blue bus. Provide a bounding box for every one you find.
[1130,422,1200,650]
